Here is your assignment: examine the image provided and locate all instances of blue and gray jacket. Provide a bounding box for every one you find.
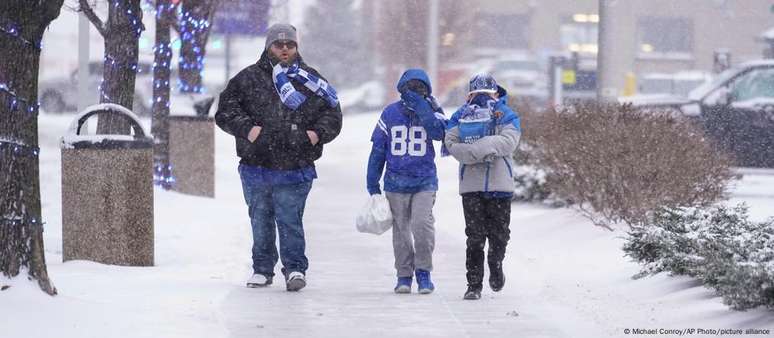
[366,69,446,195]
[445,86,521,196]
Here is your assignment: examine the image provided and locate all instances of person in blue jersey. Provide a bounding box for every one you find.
[366,69,447,294]
[444,74,521,300]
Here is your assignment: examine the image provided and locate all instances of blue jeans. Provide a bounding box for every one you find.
[239,166,313,277]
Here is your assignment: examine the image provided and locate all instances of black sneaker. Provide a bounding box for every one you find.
[463,285,482,300]
[489,261,505,292]
[285,271,306,292]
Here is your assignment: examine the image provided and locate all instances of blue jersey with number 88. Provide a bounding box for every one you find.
[366,69,447,195]
[368,101,446,193]
[373,102,440,174]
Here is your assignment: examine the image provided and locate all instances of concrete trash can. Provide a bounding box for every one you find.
[61,104,154,266]
[168,115,215,197]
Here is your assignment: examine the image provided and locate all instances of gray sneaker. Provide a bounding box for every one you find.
[246,274,272,288]
[285,271,306,292]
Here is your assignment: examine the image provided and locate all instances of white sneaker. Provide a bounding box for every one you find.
[246,274,272,288]
[285,271,306,291]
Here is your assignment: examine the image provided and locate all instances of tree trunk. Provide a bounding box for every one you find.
[178,0,216,94]
[0,0,64,295]
[97,0,144,134]
[151,0,176,188]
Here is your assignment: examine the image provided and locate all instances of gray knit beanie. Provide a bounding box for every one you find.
[264,23,298,50]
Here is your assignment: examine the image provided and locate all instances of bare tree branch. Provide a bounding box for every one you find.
[78,0,107,38]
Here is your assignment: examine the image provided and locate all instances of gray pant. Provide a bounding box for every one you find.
[385,191,436,278]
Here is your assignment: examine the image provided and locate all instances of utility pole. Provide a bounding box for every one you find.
[427,0,439,85]
[78,12,90,113]
[596,0,616,101]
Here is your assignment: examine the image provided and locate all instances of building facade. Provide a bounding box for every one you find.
[470,0,773,93]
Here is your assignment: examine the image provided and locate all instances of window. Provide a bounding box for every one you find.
[474,14,530,50]
[560,15,598,54]
[637,17,693,56]
[730,68,774,103]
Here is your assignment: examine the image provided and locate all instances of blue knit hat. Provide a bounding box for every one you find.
[468,73,498,95]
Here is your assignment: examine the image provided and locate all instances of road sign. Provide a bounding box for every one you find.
[561,70,576,85]
[212,0,271,36]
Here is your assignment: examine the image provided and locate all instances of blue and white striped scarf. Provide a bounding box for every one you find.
[272,61,339,110]
[458,94,497,144]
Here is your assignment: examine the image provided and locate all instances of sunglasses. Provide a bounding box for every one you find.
[272,40,297,49]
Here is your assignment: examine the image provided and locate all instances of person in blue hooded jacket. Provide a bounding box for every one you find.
[445,74,521,300]
[366,69,447,294]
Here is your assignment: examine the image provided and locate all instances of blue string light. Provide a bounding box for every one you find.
[148,1,177,189]
[149,2,177,109]
[1,87,43,227]
[0,216,44,230]
[141,1,211,98]
[90,0,148,104]
[177,7,210,94]
[105,54,140,70]
[0,139,41,158]
[0,17,42,50]
[87,1,143,107]
[111,0,144,38]
[1,82,40,117]
[0,21,42,112]
[1,18,42,166]
[97,54,142,103]
[153,163,176,188]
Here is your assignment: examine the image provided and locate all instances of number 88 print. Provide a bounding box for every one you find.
[390,126,427,156]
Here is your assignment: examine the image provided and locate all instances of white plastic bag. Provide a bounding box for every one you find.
[356,194,393,235]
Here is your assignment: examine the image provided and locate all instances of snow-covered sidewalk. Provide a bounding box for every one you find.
[1,112,772,338]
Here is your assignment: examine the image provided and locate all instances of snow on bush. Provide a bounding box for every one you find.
[512,161,550,202]
[520,103,732,227]
[624,205,774,311]
[511,143,565,205]
[510,101,565,206]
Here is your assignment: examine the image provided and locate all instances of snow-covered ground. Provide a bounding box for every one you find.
[2,112,773,338]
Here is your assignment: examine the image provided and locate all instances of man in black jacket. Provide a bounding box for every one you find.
[215,23,342,292]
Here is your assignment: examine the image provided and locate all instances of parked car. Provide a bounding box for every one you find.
[39,61,155,115]
[491,55,545,88]
[622,60,774,168]
[441,52,549,108]
[637,70,712,97]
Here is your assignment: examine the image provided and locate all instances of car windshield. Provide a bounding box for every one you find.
[688,65,743,101]
[730,67,774,102]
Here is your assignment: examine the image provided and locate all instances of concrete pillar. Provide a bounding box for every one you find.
[168,116,215,197]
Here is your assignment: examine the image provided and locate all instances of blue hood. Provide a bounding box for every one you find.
[397,69,433,95]
[496,85,507,101]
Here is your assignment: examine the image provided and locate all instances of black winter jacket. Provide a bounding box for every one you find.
[215,50,343,170]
